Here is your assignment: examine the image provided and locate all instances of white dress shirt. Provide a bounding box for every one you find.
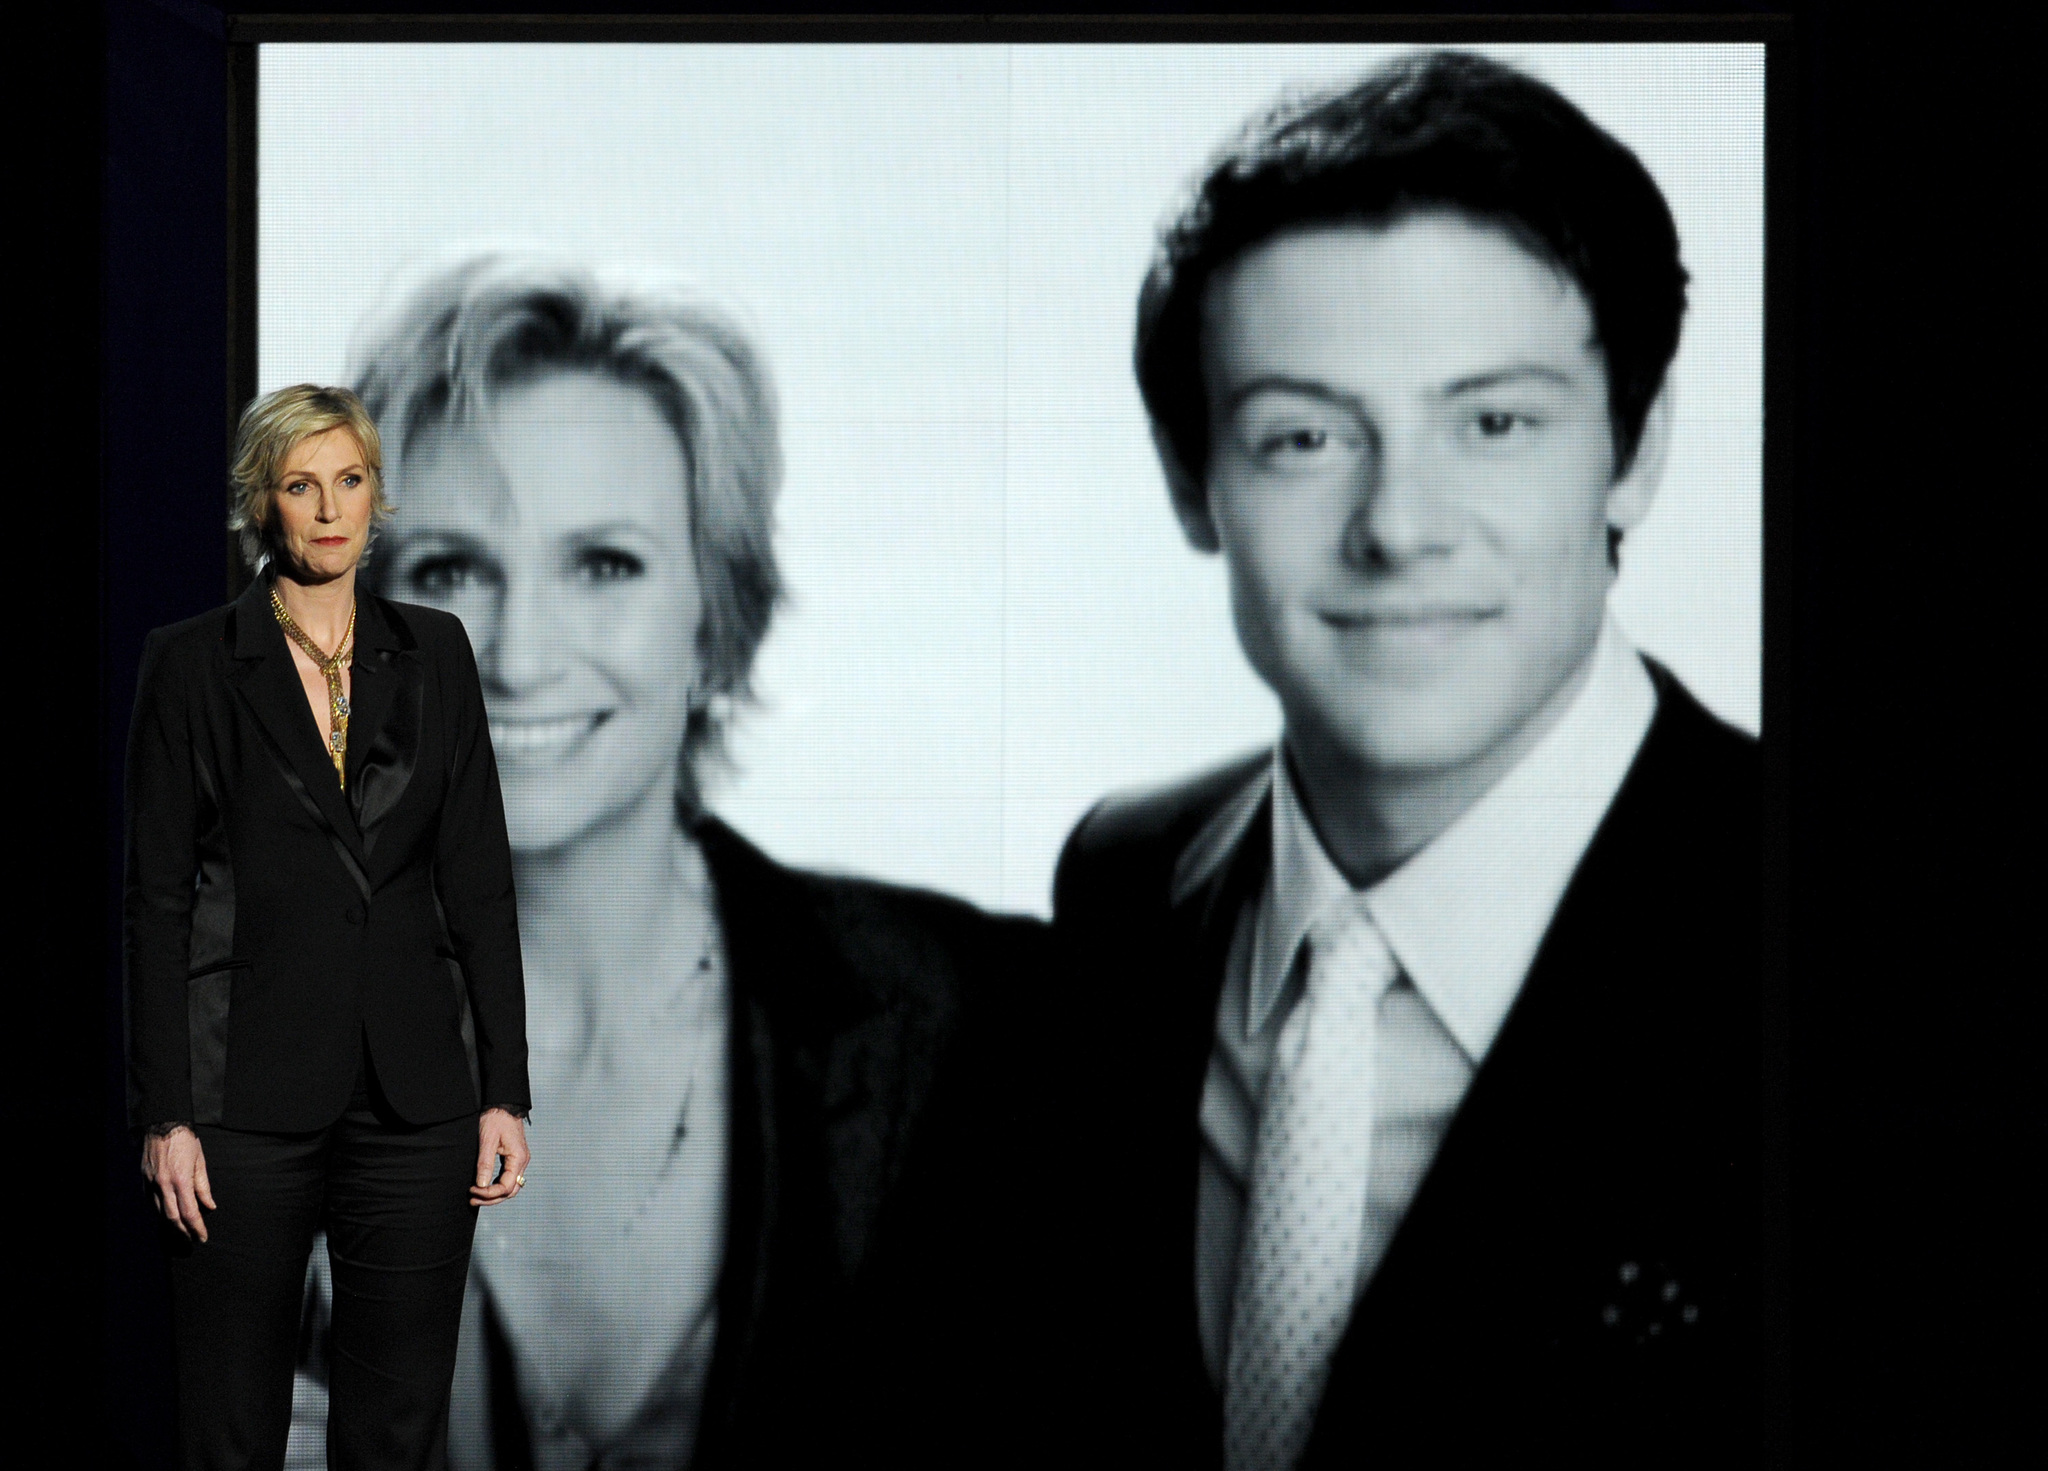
[1196,617,1660,1384]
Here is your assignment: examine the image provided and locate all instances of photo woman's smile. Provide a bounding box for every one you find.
[488,711,612,761]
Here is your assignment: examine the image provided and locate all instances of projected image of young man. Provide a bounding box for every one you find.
[1050,51,1761,1470]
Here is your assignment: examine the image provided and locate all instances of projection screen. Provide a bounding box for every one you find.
[252,37,1768,1466]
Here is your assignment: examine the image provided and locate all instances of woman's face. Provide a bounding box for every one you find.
[383,371,705,853]
[270,427,375,585]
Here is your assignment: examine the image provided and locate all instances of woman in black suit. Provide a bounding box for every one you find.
[126,383,534,1470]
[280,250,1048,1470]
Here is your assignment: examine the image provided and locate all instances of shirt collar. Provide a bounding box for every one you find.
[1248,616,1658,1061]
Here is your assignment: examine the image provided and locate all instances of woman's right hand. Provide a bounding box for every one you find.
[141,1126,217,1242]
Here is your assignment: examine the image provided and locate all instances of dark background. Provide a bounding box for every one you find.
[26,3,2030,1466]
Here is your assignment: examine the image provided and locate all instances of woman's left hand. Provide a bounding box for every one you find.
[472,1107,531,1206]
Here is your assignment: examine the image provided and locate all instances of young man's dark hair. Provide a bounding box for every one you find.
[1136,49,1689,496]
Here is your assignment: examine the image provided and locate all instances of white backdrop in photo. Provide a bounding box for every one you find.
[260,41,1764,916]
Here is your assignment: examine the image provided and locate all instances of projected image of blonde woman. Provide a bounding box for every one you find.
[285,249,1045,1471]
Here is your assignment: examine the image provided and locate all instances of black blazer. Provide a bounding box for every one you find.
[1046,661,1764,1468]
[298,814,1053,1470]
[124,573,530,1133]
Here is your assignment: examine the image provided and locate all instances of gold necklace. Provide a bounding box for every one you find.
[270,587,357,789]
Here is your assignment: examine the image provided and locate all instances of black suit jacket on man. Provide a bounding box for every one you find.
[1047,662,1763,1467]
[124,573,530,1133]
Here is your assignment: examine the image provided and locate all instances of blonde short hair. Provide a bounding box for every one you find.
[227,384,390,572]
[346,249,784,810]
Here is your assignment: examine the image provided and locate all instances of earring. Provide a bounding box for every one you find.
[688,686,736,727]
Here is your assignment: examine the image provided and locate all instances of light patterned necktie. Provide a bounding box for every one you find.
[1224,898,1400,1471]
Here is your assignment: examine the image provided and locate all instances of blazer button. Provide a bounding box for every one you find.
[343,905,365,926]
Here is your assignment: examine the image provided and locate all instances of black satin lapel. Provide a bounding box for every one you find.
[228,664,373,902]
[229,648,366,855]
[345,646,422,852]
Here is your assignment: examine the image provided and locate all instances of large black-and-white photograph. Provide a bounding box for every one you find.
[238,36,1763,1469]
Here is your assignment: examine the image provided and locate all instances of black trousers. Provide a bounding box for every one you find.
[167,1043,480,1471]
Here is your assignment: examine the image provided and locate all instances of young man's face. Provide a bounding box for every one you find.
[1184,211,1668,791]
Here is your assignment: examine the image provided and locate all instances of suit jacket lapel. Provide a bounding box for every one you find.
[223,576,371,893]
[691,814,892,1460]
[1164,766,1275,1428]
[1170,765,1275,1091]
[343,595,423,853]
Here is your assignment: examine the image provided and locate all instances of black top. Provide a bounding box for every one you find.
[601,815,1051,1470]
[1044,661,1764,1469]
[123,572,530,1132]
[281,812,1055,1470]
